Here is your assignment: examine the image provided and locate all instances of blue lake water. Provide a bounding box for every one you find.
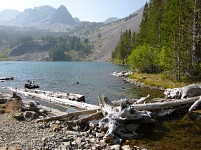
[0,61,164,105]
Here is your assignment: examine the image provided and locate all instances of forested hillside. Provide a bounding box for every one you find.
[112,0,201,82]
[0,26,92,61]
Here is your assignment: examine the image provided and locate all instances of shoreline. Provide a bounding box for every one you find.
[0,89,136,150]
[122,77,165,91]
[112,70,165,91]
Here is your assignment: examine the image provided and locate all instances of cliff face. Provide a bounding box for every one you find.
[51,5,76,25]
[0,5,76,28]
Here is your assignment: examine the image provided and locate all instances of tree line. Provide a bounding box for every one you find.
[41,35,92,60]
[0,26,92,61]
[112,0,201,82]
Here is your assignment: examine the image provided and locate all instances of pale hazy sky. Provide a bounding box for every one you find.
[0,0,148,22]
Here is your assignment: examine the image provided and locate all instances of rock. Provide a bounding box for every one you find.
[49,124,61,132]
[55,120,61,124]
[71,141,76,146]
[81,131,89,137]
[63,141,71,147]
[112,137,122,144]
[92,144,101,150]
[122,145,132,150]
[120,133,134,139]
[125,124,140,132]
[134,145,141,150]
[23,111,39,120]
[95,132,104,138]
[0,108,5,114]
[13,112,25,121]
[110,144,121,150]
[90,138,96,143]
[28,101,36,107]
[75,137,82,148]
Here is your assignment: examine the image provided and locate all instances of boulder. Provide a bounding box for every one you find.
[23,111,39,120]
[13,112,25,121]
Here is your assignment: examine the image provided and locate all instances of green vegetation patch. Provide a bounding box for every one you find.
[0,48,12,60]
[130,73,188,89]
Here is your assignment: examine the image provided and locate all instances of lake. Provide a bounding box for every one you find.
[0,61,163,106]
[1,61,201,149]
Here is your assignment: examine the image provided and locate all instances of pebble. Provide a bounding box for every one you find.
[0,101,141,150]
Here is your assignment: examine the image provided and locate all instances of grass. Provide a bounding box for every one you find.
[130,73,189,89]
[0,100,23,113]
[0,48,12,60]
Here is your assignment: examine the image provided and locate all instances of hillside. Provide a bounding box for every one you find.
[0,5,144,61]
[87,7,144,62]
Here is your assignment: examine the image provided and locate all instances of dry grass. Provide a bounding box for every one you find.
[0,100,23,113]
[130,73,189,89]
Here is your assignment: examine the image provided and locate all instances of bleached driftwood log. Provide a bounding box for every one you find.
[36,109,100,122]
[69,111,103,124]
[189,96,201,112]
[132,96,200,111]
[112,95,150,106]
[8,87,100,110]
[98,96,153,141]
[164,84,201,99]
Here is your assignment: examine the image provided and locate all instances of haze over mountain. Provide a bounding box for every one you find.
[51,5,76,25]
[103,17,119,24]
[0,4,144,62]
[0,5,77,29]
[0,9,20,22]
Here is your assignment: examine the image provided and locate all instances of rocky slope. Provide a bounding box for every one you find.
[87,7,144,62]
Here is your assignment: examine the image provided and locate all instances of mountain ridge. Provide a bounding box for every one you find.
[0,5,144,62]
[0,5,77,28]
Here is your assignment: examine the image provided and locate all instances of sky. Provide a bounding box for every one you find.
[0,0,148,22]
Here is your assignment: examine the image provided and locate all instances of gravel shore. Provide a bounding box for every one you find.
[0,94,135,150]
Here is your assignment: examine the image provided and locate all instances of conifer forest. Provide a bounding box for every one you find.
[112,0,201,82]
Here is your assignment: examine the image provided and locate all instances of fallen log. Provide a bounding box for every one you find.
[0,76,14,81]
[98,96,153,141]
[164,84,201,99]
[189,96,201,112]
[69,111,103,124]
[132,96,200,111]
[8,87,100,110]
[36,109,100,122]
[112,95,150,106]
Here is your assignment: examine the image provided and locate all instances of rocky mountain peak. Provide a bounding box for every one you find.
[51,5,76,25]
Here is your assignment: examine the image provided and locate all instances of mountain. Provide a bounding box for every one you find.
[4,5,56,27]
[51,5,76,25]
[1,5,77,29]
[87,7,144,61]
[103,17,119,24]
[0,5,144,62]
[0,9,20,23]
